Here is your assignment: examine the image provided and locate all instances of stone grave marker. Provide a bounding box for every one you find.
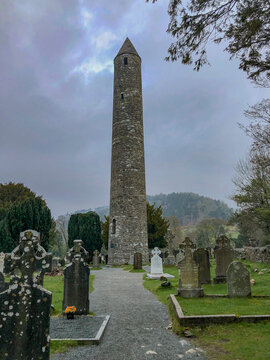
[147,247,174,279]
[214,235,234,284]
[133,252,142,270]
[193,248,211,284]
[93,250,99,267]
[151,247,163,274]
[129,254,134,265]
[178,237,204,298]
[52,257,60,270]
[227,261,251,297]
[66,239,89,263]
[0,230,52,360]
[0,252,5,273]
[164,253,175,265]
[63,240,90,315]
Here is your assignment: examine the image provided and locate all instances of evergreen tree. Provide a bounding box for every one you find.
[0,183,53,252]
[147,202,169,249]
[68,211,102,257]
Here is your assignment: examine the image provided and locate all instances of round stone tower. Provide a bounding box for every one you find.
[108,38,148,265]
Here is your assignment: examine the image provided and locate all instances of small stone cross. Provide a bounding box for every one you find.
[152,247,161,256]
[94,250,99,256]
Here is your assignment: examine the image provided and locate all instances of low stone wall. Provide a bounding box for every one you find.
[234,246,270,264]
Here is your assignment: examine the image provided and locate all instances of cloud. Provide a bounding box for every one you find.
[0,0,268,217]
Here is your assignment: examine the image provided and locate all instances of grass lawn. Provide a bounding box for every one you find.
[143,261,270,360]
[43,273,95,355]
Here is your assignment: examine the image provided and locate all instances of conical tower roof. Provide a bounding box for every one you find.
[115,37,140,59]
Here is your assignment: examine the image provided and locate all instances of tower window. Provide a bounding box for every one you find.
[112,219,116,234]
[124,57,128,65]
[121,93,124,100]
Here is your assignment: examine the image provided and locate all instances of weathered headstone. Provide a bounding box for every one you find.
[129,254,134,265]
[52,257,60,270]
[63,240,90,315]
[214,235,234,284]
[0,252,5,273]
[178,237,204,298]
[164,253,175,265]
[133,252,142,270]
[227,261,251,297]
[66,239,89,263]
[193,248,211,284]
[0,230,52,360]
[93,250,99,267]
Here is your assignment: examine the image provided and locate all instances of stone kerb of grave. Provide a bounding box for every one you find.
[63,240,90,315]
[93,249,100,267]
[227,261,251,297]
[66,239,89,263]
[0,229,52,360]
[133,252,142,269]
[178,237,204,298]
[214,235,234,284]
[147,247,174,279]
[193,248,211,284]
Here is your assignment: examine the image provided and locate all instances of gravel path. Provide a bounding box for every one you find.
[51,267,207,360]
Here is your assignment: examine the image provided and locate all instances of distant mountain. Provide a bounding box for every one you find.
[65,192,233,226]
[147,192,233,225]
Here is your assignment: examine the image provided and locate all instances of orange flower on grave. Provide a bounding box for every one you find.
[65,306,76,313]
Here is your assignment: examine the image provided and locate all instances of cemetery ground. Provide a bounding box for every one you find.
[143,260,270,360]
[43,273,95,355]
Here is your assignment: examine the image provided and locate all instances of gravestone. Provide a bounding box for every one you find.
[151,247,163,274]
[93,250,99,267]
[129,254,134,265]
[227,261,251,297]
[133,252,142,270]
[164,253,175,265]
[214,235,234,284]
[63,240,90,315]
[178,237,204,298]
[193,248,211,284]
[52,257,60,270]
[0,230,52,360]
[0,252,5,273]
[176,248,185,265]
[66,239,89,263]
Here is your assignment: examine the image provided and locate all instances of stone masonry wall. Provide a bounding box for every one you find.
[234,246,270,263]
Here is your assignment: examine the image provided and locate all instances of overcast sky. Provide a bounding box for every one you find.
[0,0,268,217]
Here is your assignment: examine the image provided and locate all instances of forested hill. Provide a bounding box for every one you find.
[71,192,233,225]
[146,192,233,225]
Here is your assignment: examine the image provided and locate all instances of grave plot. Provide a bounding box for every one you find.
[46,240,110,351]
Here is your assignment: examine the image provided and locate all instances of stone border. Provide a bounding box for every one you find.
[170,294,270,327]
[50,315,110,345]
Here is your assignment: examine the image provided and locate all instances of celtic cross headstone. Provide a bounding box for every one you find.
[66,239,89,263]
[150,247,163,275]
[178,237,204,298]
[0,230,52,360]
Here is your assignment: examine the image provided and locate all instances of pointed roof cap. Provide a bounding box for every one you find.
[115,37,141,60]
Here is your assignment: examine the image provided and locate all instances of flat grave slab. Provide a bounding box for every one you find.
[50,315,110,344]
